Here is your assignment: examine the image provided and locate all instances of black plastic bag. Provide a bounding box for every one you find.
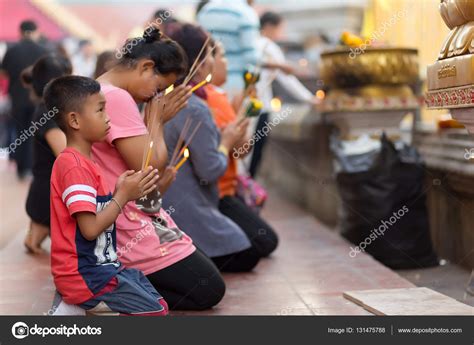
[333,134,438,269]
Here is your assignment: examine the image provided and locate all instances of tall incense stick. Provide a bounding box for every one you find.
[174,148,190,171]
[191,74,212,93]
[184,36,210,85]
[184,45,217,86]
[171,121,203,167]
[143,141,154,170]
[141,98,164,170]
[169,117,192,166]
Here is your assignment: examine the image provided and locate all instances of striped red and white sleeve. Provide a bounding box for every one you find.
[61,166,98,216]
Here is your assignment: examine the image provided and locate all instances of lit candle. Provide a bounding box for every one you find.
[191,74,212,93]
[175,148,190,171]
[144,141,153,169]
[316,90,325,100]
[270,97,281,112]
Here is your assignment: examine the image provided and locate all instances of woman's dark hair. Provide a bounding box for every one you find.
[166,24,209,77]
[119,27,187,78]
[31,54,72,98]
[260,11,283,29]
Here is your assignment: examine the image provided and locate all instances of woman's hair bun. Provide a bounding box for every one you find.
[143,26,162,43]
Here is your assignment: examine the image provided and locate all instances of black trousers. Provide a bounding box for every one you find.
[212,195,278,272]
[146,248,225,311]
[249,112,269,178]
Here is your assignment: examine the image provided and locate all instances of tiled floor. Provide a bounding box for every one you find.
[0,158,419,315]
[399,263,474,307]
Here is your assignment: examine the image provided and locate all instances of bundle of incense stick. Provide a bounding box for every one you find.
[141,98,165,170]
[190,73,212,93]
[184,45,216,86]
[183,36,210,85]
[162,38,214,98]
[169,117,203,168]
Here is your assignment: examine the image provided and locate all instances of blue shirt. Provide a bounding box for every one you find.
[198,0,260,95]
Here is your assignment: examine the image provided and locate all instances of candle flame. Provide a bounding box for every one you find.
[316,90,325,100]
[184,148,190,158]
[165,85,174,95]
[270,98,281,112]
[206,74,212,82]
[149,141,153,148]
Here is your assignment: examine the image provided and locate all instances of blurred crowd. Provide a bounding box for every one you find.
[0,0,325,315]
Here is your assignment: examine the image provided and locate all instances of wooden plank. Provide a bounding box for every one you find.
[343,287,474,315]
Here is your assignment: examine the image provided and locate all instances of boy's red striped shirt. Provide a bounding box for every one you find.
[50,147,121,305]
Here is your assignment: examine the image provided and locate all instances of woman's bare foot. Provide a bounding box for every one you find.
[24,222,49,254]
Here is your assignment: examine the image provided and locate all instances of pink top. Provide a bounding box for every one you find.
[92,84,195,275]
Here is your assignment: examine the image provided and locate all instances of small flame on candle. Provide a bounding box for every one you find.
[316,90,325,100]
[149,141,153,148]
[184,148,190,158]
[205,74,212,82]
[270,98,281,112]
[165,85,174,95]
[299,58,308,67]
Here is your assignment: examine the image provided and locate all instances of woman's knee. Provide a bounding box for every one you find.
[230,248,261,272]
[254,225,279,257]
[194,274,226,310]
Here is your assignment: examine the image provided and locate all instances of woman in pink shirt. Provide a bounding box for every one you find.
[91,27,225,310]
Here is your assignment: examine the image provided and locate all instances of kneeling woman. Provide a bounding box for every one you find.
[164,24,276,272]
[92,27,225,310]
[205,41,279,263]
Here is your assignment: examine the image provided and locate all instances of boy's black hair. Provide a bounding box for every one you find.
[43,76,100,132]
[32,54,72,98]
[260,11,283,29]
[119,27,187,78]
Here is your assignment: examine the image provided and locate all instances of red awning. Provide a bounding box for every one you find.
[0,0,67,42]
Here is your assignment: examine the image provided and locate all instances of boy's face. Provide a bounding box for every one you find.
[75,92,111,142]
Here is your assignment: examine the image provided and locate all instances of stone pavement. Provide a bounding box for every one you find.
[0,157,419,316]
[9,156,473,315]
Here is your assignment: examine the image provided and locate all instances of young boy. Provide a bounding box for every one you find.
[44,75,167,316]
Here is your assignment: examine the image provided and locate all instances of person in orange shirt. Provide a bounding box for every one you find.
[205,41,278,258]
